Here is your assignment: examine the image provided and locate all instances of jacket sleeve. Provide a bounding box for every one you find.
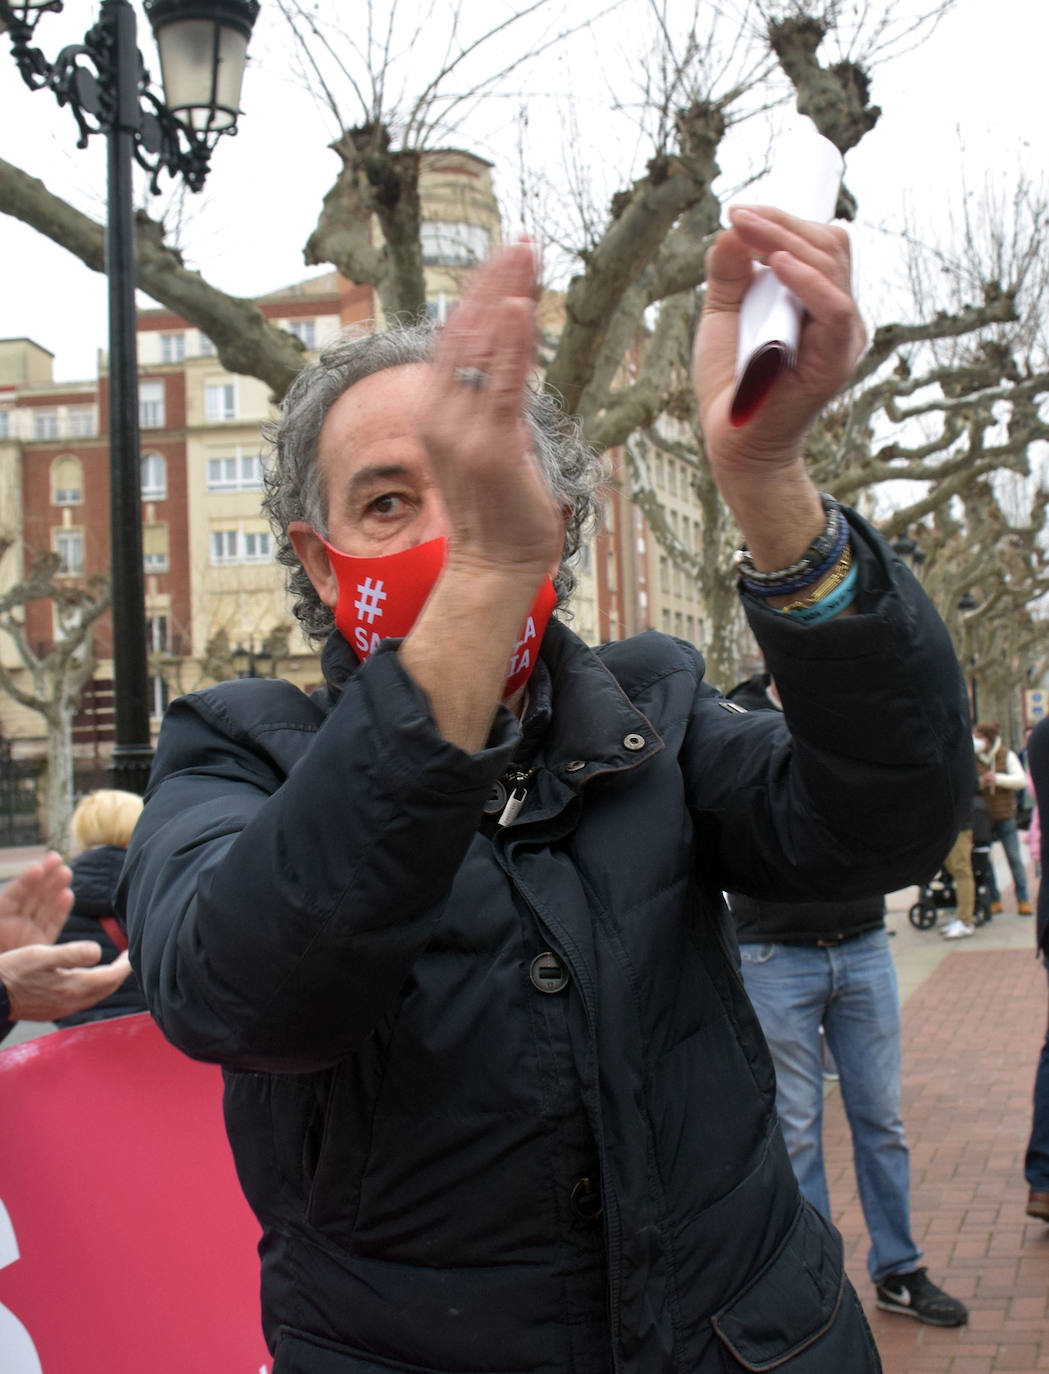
[679,510,972,901]
[995,751,1027,790]
[118,644,518,1072]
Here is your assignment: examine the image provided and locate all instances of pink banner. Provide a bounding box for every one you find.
[0,1013,269,1373]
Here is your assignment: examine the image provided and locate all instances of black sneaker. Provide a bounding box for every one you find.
[875,1268,968,1326]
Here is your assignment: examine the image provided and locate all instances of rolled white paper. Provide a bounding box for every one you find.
[730,124,844,426]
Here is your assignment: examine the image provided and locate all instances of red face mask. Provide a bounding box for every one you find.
[317,534,557,698]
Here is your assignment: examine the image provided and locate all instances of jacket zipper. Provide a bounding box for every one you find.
[497,768,533,827]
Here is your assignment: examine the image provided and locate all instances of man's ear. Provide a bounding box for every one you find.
[287,522,338,611]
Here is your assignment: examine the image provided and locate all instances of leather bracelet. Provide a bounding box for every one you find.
[778,561,860,624]
[732,493,843,586]
[740,521,850,599]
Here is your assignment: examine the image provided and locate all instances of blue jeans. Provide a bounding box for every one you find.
[740,929,921,1283]
[1025,959,1049,1192]
[987,816,1029,904]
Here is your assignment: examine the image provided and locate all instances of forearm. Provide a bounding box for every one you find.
[694,512,971,897]
[399,562,542,750]
[123,653,518,1070]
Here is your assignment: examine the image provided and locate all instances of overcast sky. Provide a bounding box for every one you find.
[0,0,1046,382]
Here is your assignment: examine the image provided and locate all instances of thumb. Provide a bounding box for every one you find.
[50,940,104,969]
[703,227,756,315]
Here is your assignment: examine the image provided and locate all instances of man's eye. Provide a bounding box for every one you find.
[368,493,406,516]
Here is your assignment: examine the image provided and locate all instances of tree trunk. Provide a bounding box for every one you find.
[42,706,75,856]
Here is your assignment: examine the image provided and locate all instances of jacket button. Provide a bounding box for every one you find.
[483,780,508,814]
[570,1176,604,1222]
[565,759,586,773]
[623,733,645,751]
[530,951,569,994]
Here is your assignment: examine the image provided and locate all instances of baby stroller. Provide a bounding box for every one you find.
[908,803,993,931]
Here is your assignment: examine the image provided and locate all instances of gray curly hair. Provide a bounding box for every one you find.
[262,319,606,643]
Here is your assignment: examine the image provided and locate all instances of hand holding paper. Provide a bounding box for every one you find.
[729,127,844,426]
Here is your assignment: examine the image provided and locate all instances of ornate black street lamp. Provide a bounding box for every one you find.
[232,642,271,679]
[1,0,259,793]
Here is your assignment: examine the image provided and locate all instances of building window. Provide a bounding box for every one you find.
[0,411,9,439]
[243,529,271,562]
[54,528,84,575]
[149,674,170,720]
[160,333,185,364]
[207,452,263,490]
[148,613,169,653]
[205,382,238,422]
[661,609,671,633]
[51,455,83,506]
[654,456,664,488]
[143,522,169,572]
[140,380,165,430]
[199,333,215,356]
[674,611,683,637]
[668,462,677,496]
[686,615,695,642]
[33,409,58,440]
[67,407,95,437]
[141,452,167,500]
[210,528,239,564]
[287,318,317,349]
[425,294,454,325]
[420,221,491,267]
[209,523,271,565]
[659,555,669,594]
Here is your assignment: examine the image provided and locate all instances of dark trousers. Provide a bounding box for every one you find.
[1025,959,1049,1192]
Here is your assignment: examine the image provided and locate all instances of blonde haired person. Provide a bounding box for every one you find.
[53,790,147,1028]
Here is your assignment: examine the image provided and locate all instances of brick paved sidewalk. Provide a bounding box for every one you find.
[824,947,1049,1372]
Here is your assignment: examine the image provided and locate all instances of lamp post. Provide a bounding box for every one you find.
[890,532,927,575]
[2,0,259,794]
[232,643,272,679]
[958,591,980,721]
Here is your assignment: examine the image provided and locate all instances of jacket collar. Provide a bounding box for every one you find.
[316,619,663,783]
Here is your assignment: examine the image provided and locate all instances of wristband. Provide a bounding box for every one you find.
[777,560,860,624]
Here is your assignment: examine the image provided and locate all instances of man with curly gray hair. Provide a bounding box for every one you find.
[262,318,604,644]
[121,234,971,1373]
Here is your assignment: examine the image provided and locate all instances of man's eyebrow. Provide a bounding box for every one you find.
[341,464,415,503]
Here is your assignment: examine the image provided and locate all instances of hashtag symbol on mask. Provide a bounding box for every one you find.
[354,577,388,624]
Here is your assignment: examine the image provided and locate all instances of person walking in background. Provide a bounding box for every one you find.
[940,785,978,940]
[975,721,1033,915]
[53,789,148,1028]
[1024,717,1049,1221]
[726,673,969,1328]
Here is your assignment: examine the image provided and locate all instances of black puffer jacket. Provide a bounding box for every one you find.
[725,678,887,944]
[120,514,970,1373]
[55,845,147,1027]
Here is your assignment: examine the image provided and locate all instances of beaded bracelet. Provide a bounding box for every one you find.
[732,493,842,587]
[740,519,850,600]
[778,560,860,624]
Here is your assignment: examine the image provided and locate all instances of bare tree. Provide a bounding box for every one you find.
[16,0,1044,702]
[0,545,111,854]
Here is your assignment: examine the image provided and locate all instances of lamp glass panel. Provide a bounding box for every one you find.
[155,19,250,131]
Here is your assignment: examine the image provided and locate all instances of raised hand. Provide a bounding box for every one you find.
[0,853,74,953]
[694,207,866,480]
[421,243,565,587]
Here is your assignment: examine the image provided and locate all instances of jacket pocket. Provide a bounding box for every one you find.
[710,1203,878,1372]
[272,1325,527,1374]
